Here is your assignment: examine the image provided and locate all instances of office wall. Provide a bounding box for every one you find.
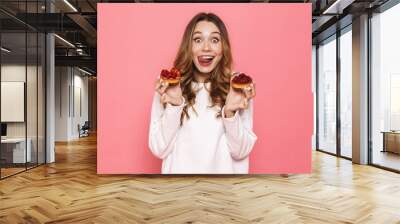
[72,72,89,138]
[55,67,89,141]
[1,64,42,138]
[55,67,69,141]
[1,63,45,169]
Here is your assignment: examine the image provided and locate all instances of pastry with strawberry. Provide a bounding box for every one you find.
[231,73,253,90]
[160,67,181,85]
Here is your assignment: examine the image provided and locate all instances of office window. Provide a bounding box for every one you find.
[317,35,337,154]
[312,45,317,150]
[340,27,352,158]
[371,3,400,171]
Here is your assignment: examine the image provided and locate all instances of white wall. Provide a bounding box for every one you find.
[55,67,89,141]
[1,63,46,164]
[55,66,70,141]
[1,65,40,138]
[73,73,89,137]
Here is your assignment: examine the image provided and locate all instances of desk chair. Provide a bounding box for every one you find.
[79,121,90,138]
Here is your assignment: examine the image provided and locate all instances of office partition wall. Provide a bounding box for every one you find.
[0,1,47,179]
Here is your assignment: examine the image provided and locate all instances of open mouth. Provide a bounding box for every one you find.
[197,55,215,67]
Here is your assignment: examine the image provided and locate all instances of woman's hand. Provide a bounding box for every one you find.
[224,74,256,118]
[155,78,183,106]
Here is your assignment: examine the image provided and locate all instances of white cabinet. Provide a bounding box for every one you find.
[1,138,32,163]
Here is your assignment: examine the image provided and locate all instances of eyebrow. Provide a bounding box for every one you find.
[193,31,221,35]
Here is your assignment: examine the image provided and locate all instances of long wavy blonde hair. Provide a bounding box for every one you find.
[174,12,233,125]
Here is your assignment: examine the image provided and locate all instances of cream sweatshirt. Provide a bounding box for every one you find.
[148,82,257,174]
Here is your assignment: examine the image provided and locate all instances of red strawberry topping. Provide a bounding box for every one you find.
[232,73,252,84]
[160,68,181,80]
[160,69,171,79]
[170,67,181,78]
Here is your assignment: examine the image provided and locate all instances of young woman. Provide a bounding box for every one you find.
[149,12,257,174]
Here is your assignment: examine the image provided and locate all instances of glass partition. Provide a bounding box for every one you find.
[0,1,46,179]
[371,3,400,171]
[1,30,28,177]
[317,35,337,154]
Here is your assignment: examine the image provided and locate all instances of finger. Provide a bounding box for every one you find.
[236,97,248,109]
[230,71,240,84]
[161,93,170,104]
[229,74,235,91]
[251,82,256,98]
[156,79,167,94]
[155,79,162,93]
[155,79,160,88]
[162,80,170,89]
[243,86,252,99]
[245,84,256,99]
[157,85,165,95]
[160,93,166,103]
[159,81,169,94]
[243,98,249,109]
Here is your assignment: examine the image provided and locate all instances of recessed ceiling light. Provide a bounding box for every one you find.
[1,47,11,53]
[63,0,78,12]
[78,67,93,76]
[323,0,355,15]
[54,34,75,48]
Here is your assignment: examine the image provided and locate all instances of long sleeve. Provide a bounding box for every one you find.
[221,99,258,160]
[148,92,185,159]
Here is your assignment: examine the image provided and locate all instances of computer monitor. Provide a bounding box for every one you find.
[1,123,7,137]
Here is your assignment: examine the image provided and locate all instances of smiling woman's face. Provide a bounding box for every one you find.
[191,21,223,74]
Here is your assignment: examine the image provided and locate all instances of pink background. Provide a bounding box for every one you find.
[98,3,312,174]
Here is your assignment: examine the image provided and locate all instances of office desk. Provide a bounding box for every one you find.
[381,131,400,154]
[1,138,32,163]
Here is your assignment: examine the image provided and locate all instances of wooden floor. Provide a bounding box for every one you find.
[0,167,26,178]
[1,134,400,224]
[373,150,400,171]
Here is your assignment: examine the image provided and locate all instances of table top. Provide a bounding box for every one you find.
[1,138,31,143]
[381,131,400,134]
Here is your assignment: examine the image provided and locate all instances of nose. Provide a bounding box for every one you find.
[202,40,211,51]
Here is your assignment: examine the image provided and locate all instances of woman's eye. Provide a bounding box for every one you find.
[212,38,220,43]
[193,38,201,43]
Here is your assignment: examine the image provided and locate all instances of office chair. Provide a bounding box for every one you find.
[79,121,90,138]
